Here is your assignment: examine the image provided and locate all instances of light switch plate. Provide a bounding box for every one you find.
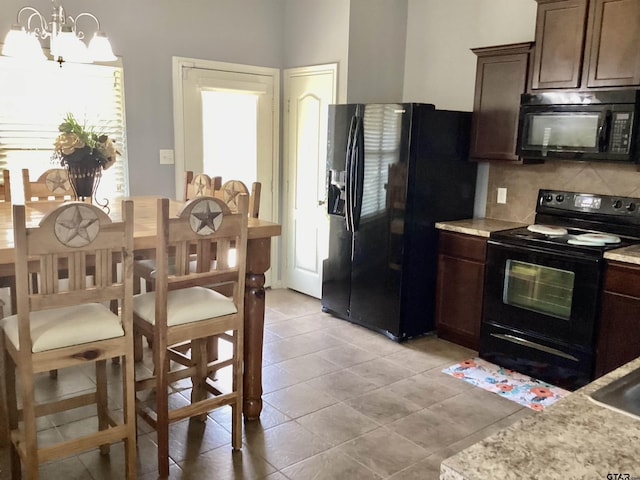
[497,187,507,204]
[159,149,174,165]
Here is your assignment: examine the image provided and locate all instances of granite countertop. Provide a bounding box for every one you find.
[604,244,640,266]
[435,219,526,238]
[440,356,640,479]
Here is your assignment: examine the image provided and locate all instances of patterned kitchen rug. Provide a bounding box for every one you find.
[442,357,571,411]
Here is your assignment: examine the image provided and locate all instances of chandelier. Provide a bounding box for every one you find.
[2,0,116,66]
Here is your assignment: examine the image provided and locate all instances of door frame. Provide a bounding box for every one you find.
[172,57,281,286]
[283,63,338,297]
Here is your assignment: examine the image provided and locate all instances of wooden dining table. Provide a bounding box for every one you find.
[0,196,281,420]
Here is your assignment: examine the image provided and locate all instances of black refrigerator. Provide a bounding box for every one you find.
[321,103,477,341]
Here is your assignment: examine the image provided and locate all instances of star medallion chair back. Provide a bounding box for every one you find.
[132,195,248,478]
[214,179,261,219]
[184,171,217,201]
[22,168,75,202]
[0,201,137,479]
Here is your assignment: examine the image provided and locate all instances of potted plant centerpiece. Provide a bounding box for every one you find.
[53,113,118,202]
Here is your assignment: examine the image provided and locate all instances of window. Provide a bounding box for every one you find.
[0,57,128,202]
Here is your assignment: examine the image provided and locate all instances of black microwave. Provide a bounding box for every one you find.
[516,90,640,163]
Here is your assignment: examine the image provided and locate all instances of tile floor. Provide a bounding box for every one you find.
[0,288,533,479]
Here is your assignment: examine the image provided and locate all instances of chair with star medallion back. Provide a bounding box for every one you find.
[132,195,248,478]
[0,201,137,479]
[1,169,11,202]
[22,168,75,202]
[213,178,261,219]
[184,171,219,201]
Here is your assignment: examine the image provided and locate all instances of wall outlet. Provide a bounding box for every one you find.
[497,187,507,204]
[159,149,174,165]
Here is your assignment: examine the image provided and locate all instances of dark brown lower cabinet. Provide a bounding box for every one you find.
[435,231,487,351]
[595,261,640,377]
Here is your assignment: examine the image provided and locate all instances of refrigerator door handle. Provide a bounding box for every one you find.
[345,115,357,232]
[352,114,365,231]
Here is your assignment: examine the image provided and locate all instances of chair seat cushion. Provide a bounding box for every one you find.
[1,303,124,353]
[133,286,237,326]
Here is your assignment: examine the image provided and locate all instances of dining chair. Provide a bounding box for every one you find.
[0,200,137,479]
[0,170,15,317]
[1,169,11,201]
[184,171,219,201]
[22,168,75,202]
[214,178,261,219]
[132,195,248,478]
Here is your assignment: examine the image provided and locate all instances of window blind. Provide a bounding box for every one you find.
[0,57,129,202]
[361,104,402,219]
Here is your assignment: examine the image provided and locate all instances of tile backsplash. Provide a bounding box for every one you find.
[485,160,640,223]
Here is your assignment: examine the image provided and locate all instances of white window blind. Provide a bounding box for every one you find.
[361,104,402,219]
[0,57,129,202]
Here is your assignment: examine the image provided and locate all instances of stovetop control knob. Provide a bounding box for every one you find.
[626,202,636,212]
[544,194,553,202]
[613,199,623,209]
[555,194,564,202]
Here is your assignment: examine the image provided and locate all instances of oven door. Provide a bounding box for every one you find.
[482,240,602,348]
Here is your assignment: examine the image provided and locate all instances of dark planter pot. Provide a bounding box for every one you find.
[62,146,102,201]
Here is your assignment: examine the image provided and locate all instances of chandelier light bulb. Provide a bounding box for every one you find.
[2,25,47,61]
[88,31,116,62]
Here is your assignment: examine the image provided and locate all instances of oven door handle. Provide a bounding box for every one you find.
[490,333,580,362]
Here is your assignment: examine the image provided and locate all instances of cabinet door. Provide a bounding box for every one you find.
[583,0,640,87]
[470,44,531,162]
[531,0,588,89]
[595,261,640,377]
[435,232,487,351]
[596,291,640,377]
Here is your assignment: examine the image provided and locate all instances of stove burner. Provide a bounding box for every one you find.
[527,224,568,236]
[572,233,621,244]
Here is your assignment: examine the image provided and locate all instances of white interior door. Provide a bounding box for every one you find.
[173,58,280,286]
[283,64,337,298]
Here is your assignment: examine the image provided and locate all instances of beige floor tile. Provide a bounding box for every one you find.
[347,388,423,425]
[304,369,379,401]
[337,427,430,477]
[282,448,382,479]
[296,403,379,446]
[263,382,337,418]
[346,357,417,387]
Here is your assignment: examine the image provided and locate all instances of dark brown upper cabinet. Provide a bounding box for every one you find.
[470,43,533,163]
[583,0,640,88]
[532,0,640,90]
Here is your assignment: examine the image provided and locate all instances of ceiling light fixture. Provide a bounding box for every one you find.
[2,0,117,66]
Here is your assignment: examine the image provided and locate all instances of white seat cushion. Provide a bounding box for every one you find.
[0,303,124,353]
[133,286,237,326]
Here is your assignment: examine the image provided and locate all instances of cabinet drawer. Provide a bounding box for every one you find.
[604,261,640,298]
[438,231,487,262]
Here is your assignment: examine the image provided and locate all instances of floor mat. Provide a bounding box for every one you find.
[442,357,571,411]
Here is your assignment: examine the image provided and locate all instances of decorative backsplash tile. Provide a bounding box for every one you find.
[485,161,640,223]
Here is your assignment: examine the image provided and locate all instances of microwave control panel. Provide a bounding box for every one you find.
[609,112,634,154]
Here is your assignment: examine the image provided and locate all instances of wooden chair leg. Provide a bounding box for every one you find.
[156,344,171,478]
[0,331,8,448]
[5,354,21,478]
[134,332,144,362]
[191,339,208,422]
[96,359,110,455]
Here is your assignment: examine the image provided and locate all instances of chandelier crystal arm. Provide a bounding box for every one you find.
[71,12,101,40]
[17,7,49,38]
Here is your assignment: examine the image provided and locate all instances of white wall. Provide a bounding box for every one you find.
[403,0,537,216]
[346,0,408,103]
[283,0,350,103]
[0,0,285,198]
